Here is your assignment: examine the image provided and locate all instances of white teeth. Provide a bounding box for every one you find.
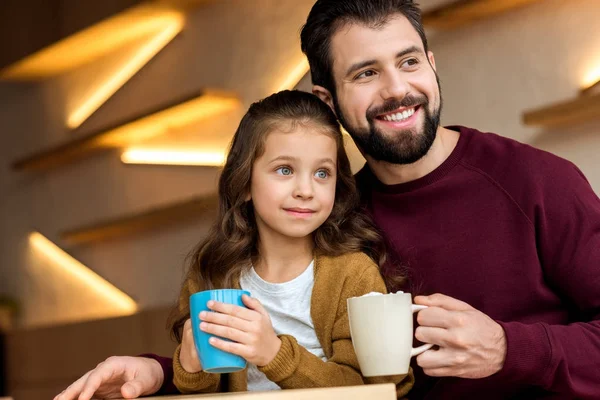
[382,108,415,122]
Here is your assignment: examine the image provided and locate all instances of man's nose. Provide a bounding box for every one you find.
[380,70,410,101]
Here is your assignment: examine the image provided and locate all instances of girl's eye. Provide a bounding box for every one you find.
[315,169,329,179]
[276,166,292,176]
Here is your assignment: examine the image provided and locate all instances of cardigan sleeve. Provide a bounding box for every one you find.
[258,257,414,397]
[171,278,222,394]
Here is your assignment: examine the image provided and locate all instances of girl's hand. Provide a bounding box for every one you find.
[180,319,203,373]
[200,294,281,366]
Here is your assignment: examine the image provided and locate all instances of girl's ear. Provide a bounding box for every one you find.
[245,192,251,201]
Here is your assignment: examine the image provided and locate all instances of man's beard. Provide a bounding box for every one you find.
[335,91,442,165]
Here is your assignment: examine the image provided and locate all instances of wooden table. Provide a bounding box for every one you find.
[135,384,396,399]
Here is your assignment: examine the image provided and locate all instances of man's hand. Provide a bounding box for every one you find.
[414,293,507,379]
[200,294,282,367]
[54,356,164,400]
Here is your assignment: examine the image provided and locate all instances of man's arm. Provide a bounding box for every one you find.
[415,163,600,398]
[491,163,600,397]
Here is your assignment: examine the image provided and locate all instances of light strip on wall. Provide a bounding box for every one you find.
[29,232,137,314]
[0,8,184,80]
[67,17,184,129]
[582,66,600,89]
[275,58,310,92]
[121,148,226,166]
[94,92,240,147]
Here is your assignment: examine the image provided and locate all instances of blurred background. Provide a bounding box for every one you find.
[0,0,598,398]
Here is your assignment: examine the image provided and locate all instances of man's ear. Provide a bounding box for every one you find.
[427,51,436,72]
[312,85,336,116]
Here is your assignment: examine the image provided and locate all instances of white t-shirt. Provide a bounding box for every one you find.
[239,260,326,391]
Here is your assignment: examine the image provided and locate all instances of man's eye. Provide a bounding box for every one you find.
[402,58,419,68]
[356,70,376,79]
[315,170,329,179]
[276,167,292,175]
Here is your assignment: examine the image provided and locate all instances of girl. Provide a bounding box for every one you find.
[168,90,414,396]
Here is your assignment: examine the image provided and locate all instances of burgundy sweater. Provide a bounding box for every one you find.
[355,126,600,399]
[150,126,600,399]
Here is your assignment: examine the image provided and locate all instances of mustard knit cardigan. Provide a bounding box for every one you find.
[173,251,414,398]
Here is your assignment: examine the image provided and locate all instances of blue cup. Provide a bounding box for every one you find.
[190,289,251,373]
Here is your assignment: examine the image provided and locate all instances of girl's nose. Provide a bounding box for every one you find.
[293,176,315,199]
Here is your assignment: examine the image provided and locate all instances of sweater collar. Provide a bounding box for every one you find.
[356,125,472,195]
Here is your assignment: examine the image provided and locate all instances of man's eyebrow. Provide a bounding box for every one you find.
[345,45,424,77]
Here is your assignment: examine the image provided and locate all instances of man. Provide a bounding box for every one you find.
[55,1,600,399]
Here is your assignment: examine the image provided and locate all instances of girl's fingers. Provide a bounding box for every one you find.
[207,300,258,321]
[199,310,251,332]
[201,321,249,344]
[242,295,269,317]
[209,337,248,358]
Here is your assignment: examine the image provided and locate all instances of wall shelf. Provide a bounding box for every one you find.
[12,89,240,171]
[0,0,212,79]
[423,0,541,30]
[522,92,600,127]
[61,193,218,245]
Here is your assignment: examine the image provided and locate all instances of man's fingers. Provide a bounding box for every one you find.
[415,326,451,347]
[77,364,118,400]
[55,371,91,399]
[415,347,459,370]
[414,293,474,311]
[415,306,454,329]
[121,380,144,399]
[207,300,257,321]
[422,367,462,377]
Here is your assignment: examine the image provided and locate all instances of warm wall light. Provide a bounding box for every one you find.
[582,66,600,92]
[0,8,185,80]
[121,148,226,166]
[67,15,184,129]
[29,232,137,314]
[12,90,240,171]
[95,92,240,147]
[275,58,310,92]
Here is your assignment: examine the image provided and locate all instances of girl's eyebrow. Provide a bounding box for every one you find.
[268,155,296,164]
[267,155,336,166]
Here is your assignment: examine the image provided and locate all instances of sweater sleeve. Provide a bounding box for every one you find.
[257,261,414,397]
[495,163,600,398]
[172,344,221,393]
[169,277,222,393]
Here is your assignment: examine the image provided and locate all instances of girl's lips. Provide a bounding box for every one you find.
[284,208,315,218]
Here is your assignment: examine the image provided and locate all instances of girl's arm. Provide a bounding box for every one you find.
[257,263,414,397]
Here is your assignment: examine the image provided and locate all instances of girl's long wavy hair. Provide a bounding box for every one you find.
[168,90,404,342]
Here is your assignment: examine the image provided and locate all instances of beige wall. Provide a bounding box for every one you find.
[1,0,599,329]
[430,0,600,192]
[0,0,317,328]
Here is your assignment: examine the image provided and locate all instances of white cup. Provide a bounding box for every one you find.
[347,292,433,376]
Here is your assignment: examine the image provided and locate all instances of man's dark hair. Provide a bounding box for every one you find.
[300,0,428,94]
